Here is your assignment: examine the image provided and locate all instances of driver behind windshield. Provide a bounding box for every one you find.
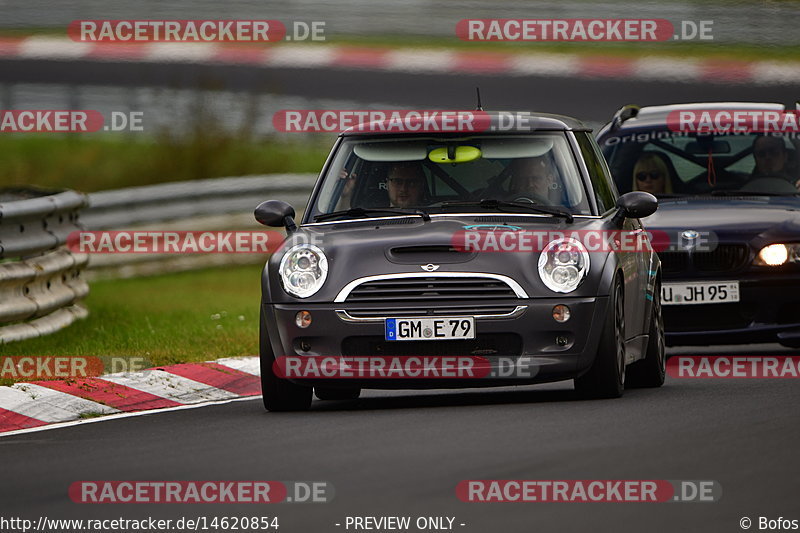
[507,155,556,201]
[386,162,428,208]
[752,135,790,179]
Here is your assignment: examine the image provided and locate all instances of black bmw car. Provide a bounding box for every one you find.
[255,111,664,411]
[597,102,800,348]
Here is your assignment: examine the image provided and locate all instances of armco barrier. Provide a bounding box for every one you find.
[82,174,317,230]
[82,174,317,279]
[0,175,317,341]
[0,188,89,344]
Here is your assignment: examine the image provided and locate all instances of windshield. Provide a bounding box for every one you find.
[599,130,800,197]
[307,134,592,221]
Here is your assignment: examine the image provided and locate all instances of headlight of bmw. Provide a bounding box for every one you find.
[754,243,800,266]
[279,244,328,298]
[537,238,590,293]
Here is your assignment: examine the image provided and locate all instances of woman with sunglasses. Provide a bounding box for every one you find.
[632,152,673,195]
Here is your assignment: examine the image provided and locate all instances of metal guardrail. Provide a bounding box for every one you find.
[83,174,317,230]
[82,174,318,279]
[0,188,89,344]
[0,175,317,341]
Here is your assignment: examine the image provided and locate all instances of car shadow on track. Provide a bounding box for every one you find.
[303,382,667,412]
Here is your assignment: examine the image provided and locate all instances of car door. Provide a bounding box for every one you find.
[574,131,648,341]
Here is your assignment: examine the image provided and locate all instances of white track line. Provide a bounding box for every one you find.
[509,53,580,77]
[750,61,800,85]
[17,36,93,59]
[215,356,260,376]
[385,49,457,73]
[632,57,702,82]
[0,395,261,438]
[267,45,336,67]
[145,42,217,62]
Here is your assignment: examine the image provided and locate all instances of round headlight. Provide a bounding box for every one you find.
[538,238,590,293]
[279,244,328,298]
[757,244,789,266]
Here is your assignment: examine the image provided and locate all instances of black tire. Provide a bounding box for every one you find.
[626,279,666,388]
[314,387,361,401]
[260,309,312,412]
[574,278,625,399]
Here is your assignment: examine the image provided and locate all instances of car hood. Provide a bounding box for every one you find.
[265,214,613,303]
[645,197,800,246]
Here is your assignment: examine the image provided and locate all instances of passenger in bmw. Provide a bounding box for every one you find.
[631,152,673,195]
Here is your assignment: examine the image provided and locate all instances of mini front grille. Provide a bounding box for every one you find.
[345,277,517,303]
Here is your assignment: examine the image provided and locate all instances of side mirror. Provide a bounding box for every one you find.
[255,200,297,232]
[612,191,658,225]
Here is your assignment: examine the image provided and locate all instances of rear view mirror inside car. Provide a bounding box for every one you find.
[428,145,482,164]
[685,140,731,154]
[353,141,428,161]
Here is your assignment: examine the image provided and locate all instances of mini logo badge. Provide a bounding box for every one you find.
[421,264,440,272]
[681,230,699,240]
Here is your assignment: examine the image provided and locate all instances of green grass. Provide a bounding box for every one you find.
[0,134,331,192]
[0,264,263,366]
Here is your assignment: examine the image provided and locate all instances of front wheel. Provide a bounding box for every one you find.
[626,280,666,388]
[260,309,312,412]
[574,278,625,399]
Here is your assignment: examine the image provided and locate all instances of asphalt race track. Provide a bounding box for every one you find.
[2,58,799,533]
[1,342,798,533]
[0,59,797,123]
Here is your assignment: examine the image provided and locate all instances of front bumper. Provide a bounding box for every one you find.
[663,275,800,346]
[262,297,608,388]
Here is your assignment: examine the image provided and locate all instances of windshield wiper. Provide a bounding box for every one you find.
[708,190,799,197]
[314,207,430,222]
[440,199,573,223]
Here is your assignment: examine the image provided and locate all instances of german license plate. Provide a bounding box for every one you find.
[662,281,740,305]
[385,317,475,341]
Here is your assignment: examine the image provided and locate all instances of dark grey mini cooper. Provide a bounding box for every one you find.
[255,112,665,411]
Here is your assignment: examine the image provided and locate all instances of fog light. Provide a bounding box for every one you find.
[552,304,571,323]
[295,311,312,328]
[556,336,569,346]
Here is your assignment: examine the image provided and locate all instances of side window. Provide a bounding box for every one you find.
[575,132,617,214]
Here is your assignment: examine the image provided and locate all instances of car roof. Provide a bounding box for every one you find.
[339,111,590,137]
[603,102,788,132]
